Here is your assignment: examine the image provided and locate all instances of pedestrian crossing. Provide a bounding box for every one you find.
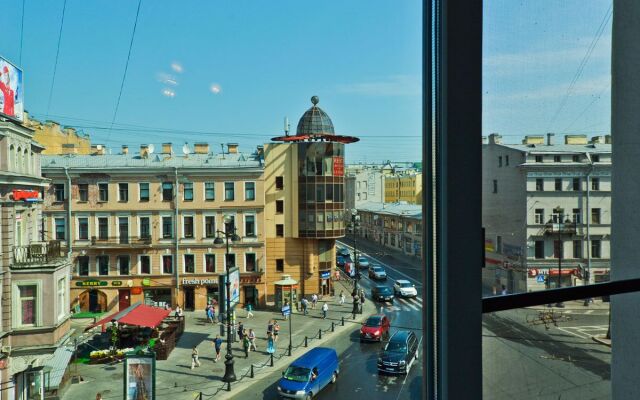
[378,296,423,312]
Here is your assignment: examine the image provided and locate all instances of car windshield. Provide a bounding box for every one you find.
[385,340,407,353]
[377,287,392,294]
[283,366,311,382]
[373,267,384,272]
[359,257,367,262]
[399,282,413,288]
[365,316,383,327]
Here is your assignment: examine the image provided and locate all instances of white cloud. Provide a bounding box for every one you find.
[335,75,421,96]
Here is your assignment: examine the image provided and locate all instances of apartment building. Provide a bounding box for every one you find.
[384,172,423,204]
[0,120,73,400]
[41,142,265,312]
[482,133,611,293]
[344,165,385,210]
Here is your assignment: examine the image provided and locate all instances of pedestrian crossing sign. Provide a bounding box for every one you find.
[536,274,545,283]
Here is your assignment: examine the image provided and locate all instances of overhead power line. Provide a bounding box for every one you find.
[19,0,26,64]
[45,0,68,118]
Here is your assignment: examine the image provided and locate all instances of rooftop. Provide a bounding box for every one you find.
[357,201,422,219]
[498,143,612,154]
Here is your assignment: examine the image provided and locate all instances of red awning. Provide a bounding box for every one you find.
[85,302,171,331]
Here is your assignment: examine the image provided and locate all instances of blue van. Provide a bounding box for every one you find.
[277,347,339,399]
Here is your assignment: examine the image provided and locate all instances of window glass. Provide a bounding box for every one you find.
[139,183,150,201]
[140,255,151,274]
[184,216,194,238]
[205,254,216,273]
[162,216,173,238]
[162,255,173,274]
[118,255,130,275]
[184,254,195,273]
[205,216,216,238]
[55,218,66,240]
[140,217,150,239]
[98,217,109,240]
[119,183,128,201]
[245,182,255,200]
[78,184,88,201]
[205,182,215,200]
[225,182,235,201]
[162,182,173,201]
[245,215,256,237]
[98,183,109,201]
[97,256,109,276]
[184,182,193,201]
[19,285,37,325]
[78,256,89,276]
[78,217,89,240]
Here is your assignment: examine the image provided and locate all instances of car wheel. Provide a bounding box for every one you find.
[306,393,313,400]
[330,372,338,384]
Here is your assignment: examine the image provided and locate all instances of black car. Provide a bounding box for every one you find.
[377,331,419,375]
[371,286,394,302]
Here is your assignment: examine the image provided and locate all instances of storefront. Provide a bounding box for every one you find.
[319,270,331,296]
[143,289,172,308]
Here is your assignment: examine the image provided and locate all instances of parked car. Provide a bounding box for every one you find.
[393,279,418,298]
[277,347,339,399]
[360,314,391,342]
[336,255,346,267]
[356,256,370,269]
[368,264,387,280]
[337,247,351,257]
[377,330,419,375]
[372,285,394,302]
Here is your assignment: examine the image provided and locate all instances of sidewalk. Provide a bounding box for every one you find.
[63,279,376,400]
[528,299,610,310]
[339,236,423,271]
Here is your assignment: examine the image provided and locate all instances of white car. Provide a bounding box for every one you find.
[393,280,418,298]
[357,257,370,269]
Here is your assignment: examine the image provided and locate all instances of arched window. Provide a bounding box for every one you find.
[16,147,21,171]
[30,151,35,175]
[8,145,14,171]
[23,149,28,173]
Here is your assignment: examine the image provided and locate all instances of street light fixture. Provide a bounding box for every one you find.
[349,209,361,295]
[213,216,240,383]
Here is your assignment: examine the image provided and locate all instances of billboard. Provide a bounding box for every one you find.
[229,267,240,308]
[124,354,155,400]
[0,57,24,122]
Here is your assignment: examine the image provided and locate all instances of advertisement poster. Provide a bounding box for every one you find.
[125,355,155,400]
[0,57,24,122]
[229,267,240,308]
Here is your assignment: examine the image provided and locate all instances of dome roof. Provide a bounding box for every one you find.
[296,96,335,136]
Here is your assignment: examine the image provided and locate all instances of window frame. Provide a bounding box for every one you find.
[161,215,173,239]
[183,182,194,202]
[77,255,90,276]
[96,255,109,276]
[162,254,173,274]
[98,182,109,202]
[117,255,131,275]
[244,213,257,237]
[204,253,216,273]
[13,280,43,328]
[139,254,152,275]
[162,182,174,201]
[183,253,196,274]
[139,215,151,239]
[204,214,216,238]
[53,183,65,202]
[77,216,90,241]
[117,215,130,244]
[204,182,215,201]
[118,182,129,202]
[57,277,67,321]
[244,181,256,201]
[96,215,109,240]
[78,183,89,202]
[54,217,66,241]
[224,181,235,201]
[245,253,257,272]
[139,182,150,202]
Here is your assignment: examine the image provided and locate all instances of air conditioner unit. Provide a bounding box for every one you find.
[1,346,11,354]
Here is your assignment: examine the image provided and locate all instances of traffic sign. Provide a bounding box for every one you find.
[536,275,545,283]
[282,305,291,316]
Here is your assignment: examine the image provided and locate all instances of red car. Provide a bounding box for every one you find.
[360,314,391,342]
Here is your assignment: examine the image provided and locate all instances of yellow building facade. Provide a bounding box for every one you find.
[23,113,94,155]
[384,173,422,204]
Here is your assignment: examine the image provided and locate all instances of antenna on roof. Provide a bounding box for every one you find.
[284,117,290,136]
[148,144,155,154]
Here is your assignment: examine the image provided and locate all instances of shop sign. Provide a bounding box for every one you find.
[12,190,40,202]
[112,281,123,287]
[182,278,217,285]
[320,271,331,279]
[76,280,108,287]
[141,278,151,286]
[333,156,344,176]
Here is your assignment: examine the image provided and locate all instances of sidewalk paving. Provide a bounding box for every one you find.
[62,279,376,400]
[528,299,610,310]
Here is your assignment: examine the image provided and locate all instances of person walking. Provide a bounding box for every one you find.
[311,294,318,309]
[322,302,329,319]
[266,332,276,354]
[246,303,254,318]
[359,289,365,314]
[248,328,257,351]
[301,297,308,315]
[243,331,251,358]
[352,296,360,319]
[273,321,280,342]
[213,335,223,362]
[267,319,274,338]
[339,290,345,305]
[501,285,508,295]
[206,306,214,324]
[191,346,201,369]
[175,305,183,318]
[238,322,245,342]
[96,394,103,400]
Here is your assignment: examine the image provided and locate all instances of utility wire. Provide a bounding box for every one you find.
[561,81,611,133]
[106,0,143,145]
[45,0,68,119]
[19,0,26,64]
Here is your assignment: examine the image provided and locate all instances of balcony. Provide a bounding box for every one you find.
[88,236,152,248]
[544,221,577,235]
[13,241,64,267]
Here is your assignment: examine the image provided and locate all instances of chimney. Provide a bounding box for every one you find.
[61,143,77,155]
[488,133,502,145]
[522,135,544,145]
[564,134,588,145]
[194,143,209,154]
[91,144,106,155]
[590,136,605,144]
[162,143,173,154]
[140,144,149,158]
[121,145,129,155]
[546,133,555,146]
[227,143,239,154]
[605,135,612,144]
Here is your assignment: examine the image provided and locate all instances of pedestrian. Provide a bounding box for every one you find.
[352,296,360,319]
[312,294,319,309]
[206,306,214,324]
[191,346,201,369]
[301,298,308,315]
[213,335,223,362]
[175,305,183,318]
[273,321,280,342]
[243,332,251,358]
[96,394,103,400]
[322,302,329,319]
[211,304,217,323]
[267,319,274,337]
[238,322,245,342]
[248,328,257,351]
[339,290,345,305]
[246,303,254,318]
[359,290,365,314]
[501,285,508,295]
[266,332,276,354]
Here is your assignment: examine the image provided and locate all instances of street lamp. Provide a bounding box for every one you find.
[213,216,240,383]
[546,207,574,308]
[349,209,361,295]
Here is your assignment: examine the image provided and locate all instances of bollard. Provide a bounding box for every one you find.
[341,316,345,326]
[305,336,308,347]
[270,353,274,367]
[199,392,203,400]
[250,364,254,378]
[227,381,231,392]
[331,322,335,332]
[319,329,322,340]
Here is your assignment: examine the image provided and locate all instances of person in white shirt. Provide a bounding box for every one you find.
[322,302,329,319]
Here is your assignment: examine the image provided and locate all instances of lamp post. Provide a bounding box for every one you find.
[288,288,293,356]
[349,210,361,294]
[547,207,574,308]
[214,216,240,383]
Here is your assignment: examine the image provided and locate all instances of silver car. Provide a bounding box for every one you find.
[357,256,370,269]
[368,264,387,280]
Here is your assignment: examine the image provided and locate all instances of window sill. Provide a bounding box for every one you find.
[139,199,149,202]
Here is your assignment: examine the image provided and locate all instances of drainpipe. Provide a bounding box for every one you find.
[64,167,72,258]
[174,167,180,303]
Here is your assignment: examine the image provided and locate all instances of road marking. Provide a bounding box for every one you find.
[585,310,594,314]
[557,325,608,339]
[396,298,419,311]
[338,241,423,287]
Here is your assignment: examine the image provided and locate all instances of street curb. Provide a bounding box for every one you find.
[592,335,611,347]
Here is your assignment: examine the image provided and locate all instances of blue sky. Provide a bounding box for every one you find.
[484,0,612,142]
[0,0,422,163]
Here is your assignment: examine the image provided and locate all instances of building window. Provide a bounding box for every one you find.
[553,240,563,259]
[225,182,235,201]
[555,178,562,191]
[139,183,150,201]
[57,278,66,320]
[205,182,215,200]
[276,258,284,272]
[572,208,581,224]
[316,184,325,201]
[535,178,543,191]
[140,255,151,274]
[162,255,173,274]
[276,200,284,214]
[592,208,601,224]
[78,217,89,240]
[97,256,109,276]
[118,255,130,275]
[140,217,150,239]
[534,241,544,259]
[275,176,284,190]
[205,254,216,273]
[98,217,108,240]
[573,240,582,259]
[225,253,236,269]
[592,177,600,191]
[118,183,128,202]
[245,215,256,237]
[224,215,236,234]
[245,182,255,201]
[592,240,601,258]
[183,182,193,201]
[592,154,600,162]
[18,285,37,326]
[554,155,561,162]
[183,216,194,238]
[205,216,215,238]
[118,217,129,244]
[498,156,502,167]
[162,216,173,238]
[534,209,544,224]
[78,256,90,276]
[54,184,65,202]
[162,182,173,201]
[55,218,66,240]
[98,183,109,201]
[573,155,580,162]
[184,254,195,273]
[276,224,284,237]
[505,155,509,166]
[535,155,543,163]
[492,180,498,193]
[572,178,580,191]
[78,184,88,201]
[245,253,256,272]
